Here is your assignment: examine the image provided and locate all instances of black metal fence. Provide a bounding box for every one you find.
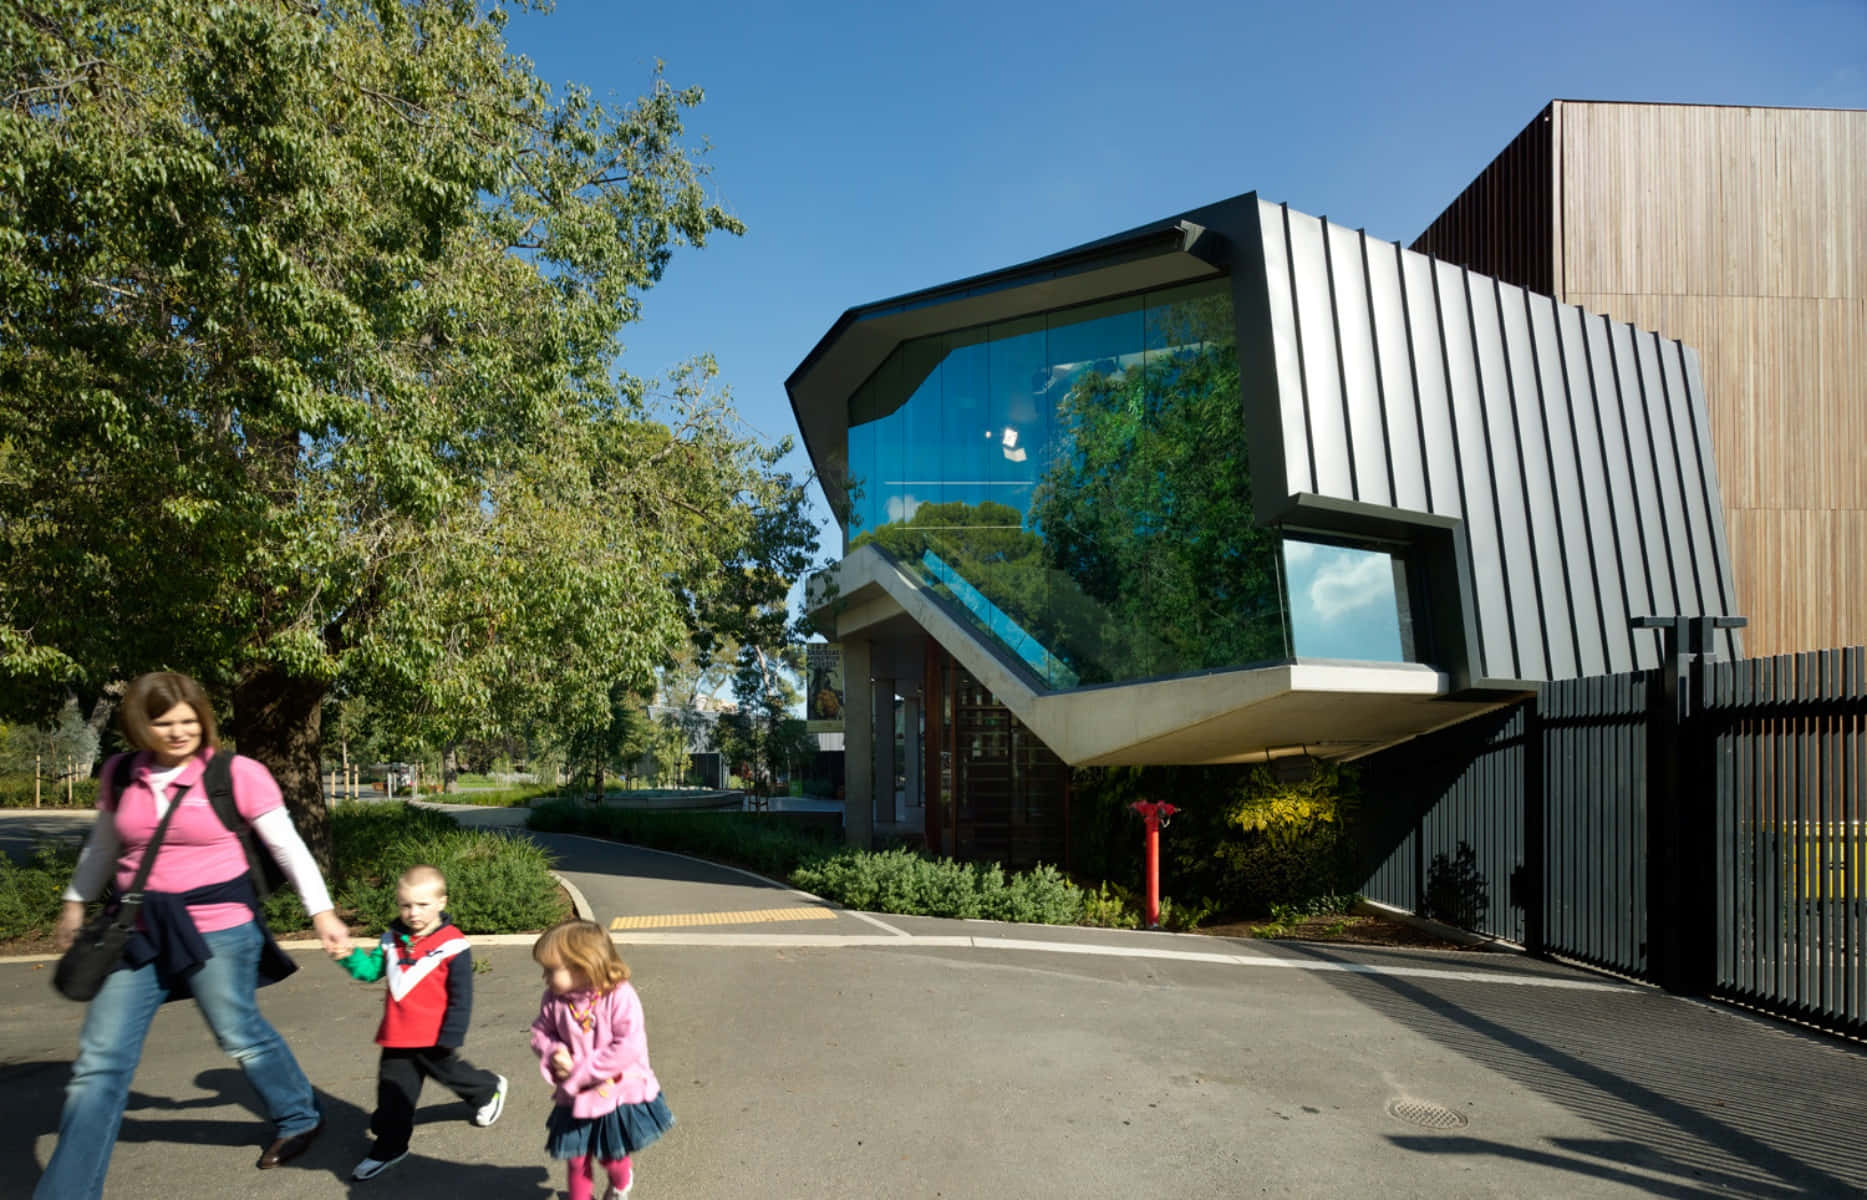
[1358,634,1867,1039]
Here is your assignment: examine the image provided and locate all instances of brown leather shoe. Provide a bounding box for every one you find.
[256,1118,324,1169]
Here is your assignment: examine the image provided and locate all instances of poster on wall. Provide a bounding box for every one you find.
[805,642,844,733]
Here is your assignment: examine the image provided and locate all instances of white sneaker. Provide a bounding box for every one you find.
[472,1074,508,1127]
[352,1150,408,1181]
[602,1159,634,1199]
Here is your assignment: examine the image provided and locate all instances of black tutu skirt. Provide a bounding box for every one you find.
[545,1091,675,1161]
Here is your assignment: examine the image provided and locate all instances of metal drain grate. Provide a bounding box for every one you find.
[1386,1098,1470,1130]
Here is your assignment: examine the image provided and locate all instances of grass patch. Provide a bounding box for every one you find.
[432,783,560,808]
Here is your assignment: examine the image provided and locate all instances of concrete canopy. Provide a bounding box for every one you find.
[810,546,1515,766]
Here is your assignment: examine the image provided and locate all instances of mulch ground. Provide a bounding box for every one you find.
[1191,911,1485,950]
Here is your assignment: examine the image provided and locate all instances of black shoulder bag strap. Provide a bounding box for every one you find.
[200,752,287,899]
[108,760,187,927]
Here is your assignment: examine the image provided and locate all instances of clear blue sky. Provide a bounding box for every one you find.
[505,0,1866,549]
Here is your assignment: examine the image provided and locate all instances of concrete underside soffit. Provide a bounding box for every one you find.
[808,547,1519,766]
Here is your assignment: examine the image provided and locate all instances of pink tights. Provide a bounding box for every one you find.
[566,1154,632,1200]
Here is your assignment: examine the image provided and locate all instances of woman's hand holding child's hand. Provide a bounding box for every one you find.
[549,1047,574,1081]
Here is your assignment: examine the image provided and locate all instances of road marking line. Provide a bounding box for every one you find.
[610,906,838,930]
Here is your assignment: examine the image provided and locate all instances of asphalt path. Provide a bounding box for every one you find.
[4,805,1867,1197]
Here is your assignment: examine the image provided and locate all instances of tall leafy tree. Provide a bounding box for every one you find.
[0,0,809,861]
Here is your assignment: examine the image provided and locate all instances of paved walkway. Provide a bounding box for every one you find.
[4,803,1866,1197]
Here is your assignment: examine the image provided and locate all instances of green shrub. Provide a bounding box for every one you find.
[433,783,557,807]
[789,848,1084,925]
[328,801,567,934]
[0,776,99,809]
[1079,882,1141,929]
[1071,761,1365,919]
[0,842,80,939]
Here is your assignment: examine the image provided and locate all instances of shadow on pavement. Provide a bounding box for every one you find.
[5,1063,558,1197]
[1274,939,1867,1197]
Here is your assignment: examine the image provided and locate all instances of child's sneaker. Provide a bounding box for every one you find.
[602,1156,633,1199]
[472,1074,508,1127]
[352,1150,408,1181]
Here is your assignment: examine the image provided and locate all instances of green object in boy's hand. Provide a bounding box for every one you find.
[339,944,386,982]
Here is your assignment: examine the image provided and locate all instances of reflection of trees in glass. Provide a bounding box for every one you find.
[1031,304,1285,682]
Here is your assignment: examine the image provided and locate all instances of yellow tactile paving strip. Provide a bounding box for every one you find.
[609,906,838,930]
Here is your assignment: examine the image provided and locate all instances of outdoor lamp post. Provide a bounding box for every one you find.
[1130,800,1180,929]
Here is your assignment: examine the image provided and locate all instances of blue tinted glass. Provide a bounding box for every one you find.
[988,316,1046,519]
[1282,539,1407,661]
[846,278,1299,688]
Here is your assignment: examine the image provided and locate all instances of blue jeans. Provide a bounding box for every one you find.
[34,920,320,1200]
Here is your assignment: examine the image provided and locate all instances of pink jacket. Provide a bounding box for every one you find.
[529,982,661,1118]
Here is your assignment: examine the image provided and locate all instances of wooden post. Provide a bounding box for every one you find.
[66,757,74,805]
[35,755,42,808]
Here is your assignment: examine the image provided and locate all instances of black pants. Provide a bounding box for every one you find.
[370,1046,500,1157]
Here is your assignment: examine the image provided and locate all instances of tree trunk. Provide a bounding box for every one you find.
[231,668,331,870]
[442,742,459,793]
[81,684,122,775]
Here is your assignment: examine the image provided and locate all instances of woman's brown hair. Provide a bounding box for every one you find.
[532,919,630,992]
[119,672,220,754]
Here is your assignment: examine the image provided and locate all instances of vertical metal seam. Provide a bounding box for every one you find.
[1633,329,1687,621]
[1429,258,1484,675]
[1395,243,1435,513]
[1464,268,1525,680]
[1320,216,1361,501]
[1360,228,1398,507]
[1280,203,1320,494]
[1601,322,1662,624]
[1551,302,1613,673]
[1501,282,1564,676]
[1653,338,1710,618]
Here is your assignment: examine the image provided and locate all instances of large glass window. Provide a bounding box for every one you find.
[845,279,1418,689]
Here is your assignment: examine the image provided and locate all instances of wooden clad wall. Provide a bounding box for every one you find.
[1412,105,1556,297]
[1555,102,1867,657]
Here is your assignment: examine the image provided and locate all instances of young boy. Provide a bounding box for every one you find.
[339,864,508,1180]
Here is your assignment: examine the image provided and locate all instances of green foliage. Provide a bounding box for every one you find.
[0,0,815,855]
[435,783,557,808]
[0,842,80,939]
[0,776,99,808]
[526,798,835,879]
[1422,843,1489,931]
[327,801,566,934]
[1071,761,1365,918]
[790,849,1085,925]
[1078,881,1142,929]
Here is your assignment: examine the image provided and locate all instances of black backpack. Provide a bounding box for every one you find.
[110,752,289,899]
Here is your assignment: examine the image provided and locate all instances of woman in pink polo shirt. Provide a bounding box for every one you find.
[36,672,351,1200]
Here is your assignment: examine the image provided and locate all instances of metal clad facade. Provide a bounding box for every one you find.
[1250,198,1741,686]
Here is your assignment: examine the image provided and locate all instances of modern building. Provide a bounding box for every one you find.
[1415,101,1866,659]
[789,101,1865,860]
[791,176,1748,859]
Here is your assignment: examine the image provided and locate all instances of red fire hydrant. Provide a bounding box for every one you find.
[1130,800,1180,928]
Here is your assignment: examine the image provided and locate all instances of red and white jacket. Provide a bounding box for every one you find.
[375,918,476,1049]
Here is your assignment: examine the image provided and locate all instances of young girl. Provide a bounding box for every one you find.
[530,920,675,1200]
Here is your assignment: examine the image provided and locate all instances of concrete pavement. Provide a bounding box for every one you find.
[4,804,1867,1197]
